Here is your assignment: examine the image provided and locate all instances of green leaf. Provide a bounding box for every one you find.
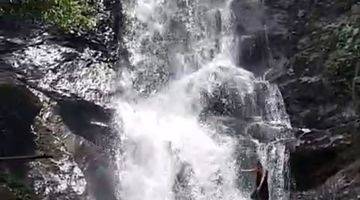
[353,28,359,36]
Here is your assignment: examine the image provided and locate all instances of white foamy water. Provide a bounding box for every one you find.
[114,0,291,200]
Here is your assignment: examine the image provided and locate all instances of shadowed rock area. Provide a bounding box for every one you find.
[0,67,41,199]
[230,0,360,198]
[0,68,41,157]
[258,0,360,198]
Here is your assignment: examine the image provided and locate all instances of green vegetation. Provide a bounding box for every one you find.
[43,0,97,32]
[0,0,97,33]
[292,2,359,100]
[326,22,360,95]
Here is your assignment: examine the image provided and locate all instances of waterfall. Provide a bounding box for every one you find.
[114,0,292,199]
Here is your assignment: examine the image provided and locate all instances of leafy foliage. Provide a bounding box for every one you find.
[0,0,97,33]
[337,24,360,56]
[326,23,360,93]
[44,0,97,33]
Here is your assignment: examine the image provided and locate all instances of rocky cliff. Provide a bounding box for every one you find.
[232,0,359,198]
[0,0,359,199]
[264,0,360,199]
[0,0,122,199]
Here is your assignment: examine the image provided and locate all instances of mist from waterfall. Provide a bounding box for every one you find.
[114,0,292,200]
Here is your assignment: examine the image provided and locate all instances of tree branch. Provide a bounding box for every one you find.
[0,154,53,162]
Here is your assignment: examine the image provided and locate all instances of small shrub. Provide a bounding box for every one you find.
[44,0,97,33]
[337,24,360,54]
[326,23,360,94]
[0,0,97,33]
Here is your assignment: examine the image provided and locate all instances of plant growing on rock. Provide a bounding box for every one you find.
[0,0,97,33]
[326,22,360,96]
[43,0,97,33]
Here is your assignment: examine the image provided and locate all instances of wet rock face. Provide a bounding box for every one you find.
[0,68,41,157]
[0,0,122,199]
[260,0,360,198]
[0,68,42,199]
[56,97,116,148]
[238,33,269,74]
[0,0,356,199]
[231,0,290,77]
[181,0,358,197]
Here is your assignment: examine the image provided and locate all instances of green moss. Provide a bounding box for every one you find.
[0,0,97,33]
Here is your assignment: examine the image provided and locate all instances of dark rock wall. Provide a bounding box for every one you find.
[0,0,124,199]
[0,68,41,157]
[231,0,359,198]
[259,0,360,199]
[0,67,41,200]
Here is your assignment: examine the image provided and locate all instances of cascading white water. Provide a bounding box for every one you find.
[114,0,292,200]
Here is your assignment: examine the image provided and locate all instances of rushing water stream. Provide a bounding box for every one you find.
[114,0,292,199]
